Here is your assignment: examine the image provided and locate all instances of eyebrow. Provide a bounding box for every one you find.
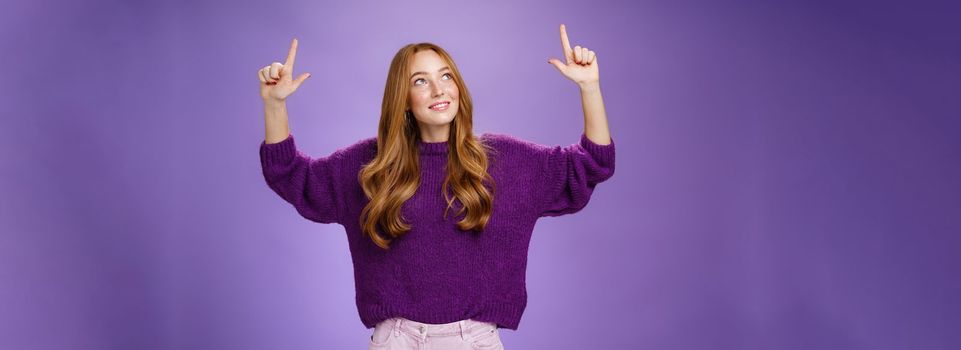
[410,66,451,80]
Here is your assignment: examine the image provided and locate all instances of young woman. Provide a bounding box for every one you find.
[257,24,614,350]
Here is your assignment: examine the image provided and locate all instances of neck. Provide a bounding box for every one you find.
[418,123,450,142]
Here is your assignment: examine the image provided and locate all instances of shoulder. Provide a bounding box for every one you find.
[344,136,378,154]
[330,136,378,163]
[479,132,552,157]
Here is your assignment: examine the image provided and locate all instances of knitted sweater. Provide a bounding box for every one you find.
[259,132,615,330]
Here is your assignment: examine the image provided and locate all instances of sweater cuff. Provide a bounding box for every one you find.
[260,133,297,167]
[579,132,615,166]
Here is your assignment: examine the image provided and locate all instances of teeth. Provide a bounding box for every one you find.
[431,102,449,109]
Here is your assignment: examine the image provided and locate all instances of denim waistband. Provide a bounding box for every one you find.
[381,317,498,341]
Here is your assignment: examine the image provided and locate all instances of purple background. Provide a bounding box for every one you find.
[2,0,959,349]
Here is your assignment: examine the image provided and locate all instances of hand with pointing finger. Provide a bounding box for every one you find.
[548,24,599,87]
[258,38,312,103]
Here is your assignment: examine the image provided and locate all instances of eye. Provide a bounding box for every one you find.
[413,73,452,86]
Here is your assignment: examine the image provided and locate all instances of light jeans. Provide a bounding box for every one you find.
[368,317,505,350]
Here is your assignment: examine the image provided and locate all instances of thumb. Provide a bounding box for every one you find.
[293,73,311,88]
[548,58,567,74]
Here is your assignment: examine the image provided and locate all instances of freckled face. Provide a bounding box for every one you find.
[407,50,459,128]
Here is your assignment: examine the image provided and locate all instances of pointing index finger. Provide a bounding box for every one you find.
[560,24,573,63]
[285,38,298,70]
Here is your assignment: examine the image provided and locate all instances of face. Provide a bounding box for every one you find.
[407,50,459,140]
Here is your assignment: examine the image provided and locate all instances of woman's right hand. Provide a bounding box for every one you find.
[258,38,311,103]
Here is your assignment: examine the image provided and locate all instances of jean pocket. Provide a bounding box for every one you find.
[468,325,502,350]
[368,321,393,348]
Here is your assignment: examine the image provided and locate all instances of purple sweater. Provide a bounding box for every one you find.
[259,132,615,330]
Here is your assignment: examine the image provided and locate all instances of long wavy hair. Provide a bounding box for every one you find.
[358,43,496,250]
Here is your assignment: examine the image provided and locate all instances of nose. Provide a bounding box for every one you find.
[431,83,444,97]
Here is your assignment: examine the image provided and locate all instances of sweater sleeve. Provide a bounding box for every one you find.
[536,133,616,217]
[259,133,347,225]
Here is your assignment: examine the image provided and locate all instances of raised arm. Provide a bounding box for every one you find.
[260,135,347,225]
[547,24,612,146]
[258,38,312,144]
[257,39,344,224]
[534,133,616,218]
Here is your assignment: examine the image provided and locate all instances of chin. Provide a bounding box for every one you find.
[427,116,455,126]
[443,102,459,121]
[441,110,457,122]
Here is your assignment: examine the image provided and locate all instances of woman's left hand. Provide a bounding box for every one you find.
[548,24,599,87]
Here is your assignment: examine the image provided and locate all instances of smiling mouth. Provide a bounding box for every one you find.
[429,102,451,111]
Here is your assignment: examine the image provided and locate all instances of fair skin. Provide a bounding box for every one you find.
[258,38,309,144]
[547,24,612,145]
[407,50,460,142]
[258,24,611,146]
